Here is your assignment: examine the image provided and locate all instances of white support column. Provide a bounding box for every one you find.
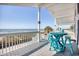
[75,4,78,45]
[76,3,79,47]
[75,3,79,54]
[37,7,40,42]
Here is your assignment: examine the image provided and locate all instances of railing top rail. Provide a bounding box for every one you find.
[0,31,39,37]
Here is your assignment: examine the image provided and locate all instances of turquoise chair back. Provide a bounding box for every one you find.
[48,33,64,52]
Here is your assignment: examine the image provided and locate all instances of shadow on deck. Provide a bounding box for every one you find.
[29,40,79,56]
[23,40,49,56]
[53,42,78,56]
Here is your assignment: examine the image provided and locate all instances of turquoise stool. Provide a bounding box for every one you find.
[61,29,74,55]
[48,31,74,55]
[64,35,74,55]
[60,29,74,55]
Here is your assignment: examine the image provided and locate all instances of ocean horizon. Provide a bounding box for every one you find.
[0,29,44,34]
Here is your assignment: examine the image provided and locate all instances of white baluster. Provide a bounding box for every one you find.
[1,37,4,55]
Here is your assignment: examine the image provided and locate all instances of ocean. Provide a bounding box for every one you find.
[0,29,44,34]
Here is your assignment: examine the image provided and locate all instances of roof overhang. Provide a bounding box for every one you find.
[0,3,76,25]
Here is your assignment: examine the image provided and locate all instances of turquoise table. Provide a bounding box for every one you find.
[48,31,74,55]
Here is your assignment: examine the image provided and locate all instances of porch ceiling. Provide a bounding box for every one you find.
[0,3,76,25]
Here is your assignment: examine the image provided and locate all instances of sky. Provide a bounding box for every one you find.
[0,5,56,29]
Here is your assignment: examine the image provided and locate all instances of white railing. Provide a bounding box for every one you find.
[0,32,38,56]
[0,32,46,56]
